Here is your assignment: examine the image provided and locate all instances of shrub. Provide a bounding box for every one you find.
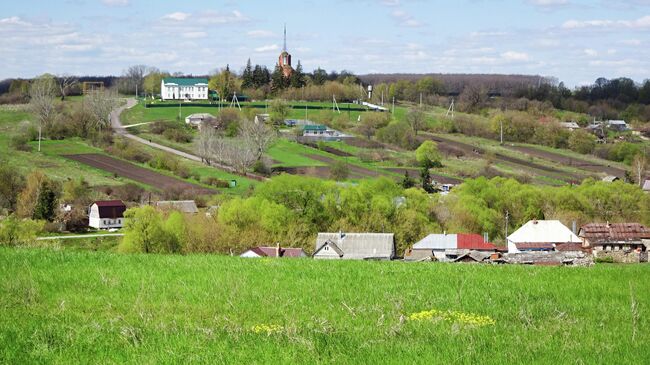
[201,176,230,188]
[10,134,31,151]
[376,122,417,149]
[252,160,272,176]
[149,121,167,135]
[330,161,350,181]
[595,256,614,264]
[163,128,193,143]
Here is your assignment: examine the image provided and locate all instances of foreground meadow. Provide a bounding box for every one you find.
[1,248,648,364]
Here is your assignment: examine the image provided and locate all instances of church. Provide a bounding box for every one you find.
[278,25,293,78]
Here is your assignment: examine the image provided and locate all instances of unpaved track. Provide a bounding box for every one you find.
[65,154,216,194]
[505,145,625,177]
[421,134,587,183]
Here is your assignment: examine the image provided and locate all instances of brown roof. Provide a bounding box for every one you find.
[248,246,306,258]
[579,223,650,244]
[93,200,126,219]
[555,243,584,252]
[516,242,555,250]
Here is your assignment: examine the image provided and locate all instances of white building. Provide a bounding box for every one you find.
[88,200,127,229]
[161,78,209,101]
[507,220,580,253]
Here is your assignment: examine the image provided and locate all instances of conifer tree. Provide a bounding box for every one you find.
[242,59,254,89]
[290,61,306,88]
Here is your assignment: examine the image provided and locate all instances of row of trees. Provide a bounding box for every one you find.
[115,173,650,256]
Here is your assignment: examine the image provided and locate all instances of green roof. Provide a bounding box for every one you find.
[163,78,209,86]
[303,125,327,131]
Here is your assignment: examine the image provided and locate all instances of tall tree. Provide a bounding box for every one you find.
[406,107,426,135]
[242,59,254,89]
[313,67,327,86]
[29,74,58,130]
[0,164,25,213]
[56,74,78,101]
[84,88,118,130]
[271,64,287,93]
[290,61,306,88]
[123,65,147,95]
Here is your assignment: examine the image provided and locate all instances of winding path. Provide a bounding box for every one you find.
[110,98,266,180]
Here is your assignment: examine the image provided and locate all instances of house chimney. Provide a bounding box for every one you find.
[276,242,281,258]
[572,221,577,234]
[443,230,447,236]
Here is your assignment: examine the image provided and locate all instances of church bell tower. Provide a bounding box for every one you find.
[278,24,293,78]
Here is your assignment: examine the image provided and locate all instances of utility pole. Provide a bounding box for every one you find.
[505,210,510,244]
[392,96,395,114]
[419,93,422,107]
[500,119,504,145]
[38,124,41,152]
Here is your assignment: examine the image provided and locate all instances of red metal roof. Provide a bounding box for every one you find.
[456,233,497,251]
[580,223,650,243]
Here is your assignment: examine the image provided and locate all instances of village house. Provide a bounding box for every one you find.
[507,220,581,253]
[240,244,307,258]
[606,120,630,132]
[161,78,209,101]
[301,125,349,140]
[155,200,199,214]
[643,179,650,193]
[559,121,581,131]
[579,223,650,263]
[602,175,620,183]
[313,232,395,260]
[185,113,216,129]
[405,233,497,262]
[88,200,126,229]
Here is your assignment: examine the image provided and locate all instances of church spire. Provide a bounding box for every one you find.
[283,24,287,52]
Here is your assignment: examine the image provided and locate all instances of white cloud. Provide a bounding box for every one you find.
[182,31,207,39]
[584,48,598,56]
[247,30,275,38]
[162,12,190,21]
[255,44,279,52]
[562,15,650,29]
[622,39,642,45]
[529,0,569,5]
[101,0,129,6]
[501,51,530,61]
[391,9,421,27]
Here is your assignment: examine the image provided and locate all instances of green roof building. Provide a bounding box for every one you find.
[161,78,209,101]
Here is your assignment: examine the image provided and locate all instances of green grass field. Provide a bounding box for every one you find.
[1,247,648,364]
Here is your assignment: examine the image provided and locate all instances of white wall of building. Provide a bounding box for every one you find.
[161,81,209,101]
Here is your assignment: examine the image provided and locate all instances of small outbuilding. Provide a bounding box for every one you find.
[88,200,127,229]
[155,200,199,214]
[185,113,216,129]
[240,244,307,258]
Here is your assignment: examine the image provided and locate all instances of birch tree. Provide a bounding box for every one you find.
[84,88,118,130]
[29,74,57,129]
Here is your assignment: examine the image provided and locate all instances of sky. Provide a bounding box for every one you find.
[0,0,649,87]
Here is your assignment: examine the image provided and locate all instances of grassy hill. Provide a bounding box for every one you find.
[1,247,648,364]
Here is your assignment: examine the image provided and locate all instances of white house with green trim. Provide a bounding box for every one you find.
[161,78,209,101]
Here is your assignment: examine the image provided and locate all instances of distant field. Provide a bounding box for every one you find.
[1,248,649,364]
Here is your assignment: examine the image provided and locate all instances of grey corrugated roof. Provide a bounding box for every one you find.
[156,200,199,214]
[315,233,395,259]
[412,234,457,250]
